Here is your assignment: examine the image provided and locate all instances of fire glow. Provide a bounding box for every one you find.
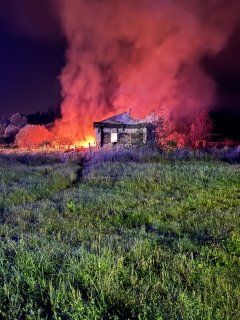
[70,136,96,149]
[53,0,240,144]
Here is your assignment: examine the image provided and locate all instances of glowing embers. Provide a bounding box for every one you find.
[68,136,96,149]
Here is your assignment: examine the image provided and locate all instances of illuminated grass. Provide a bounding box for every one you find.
[0,154,239,319]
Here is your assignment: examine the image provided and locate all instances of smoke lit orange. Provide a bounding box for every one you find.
[54,0,240,141]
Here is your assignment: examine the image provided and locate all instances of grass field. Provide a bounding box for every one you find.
[0,151,239,319]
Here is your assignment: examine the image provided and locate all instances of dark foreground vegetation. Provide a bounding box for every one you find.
[0,148,239,319]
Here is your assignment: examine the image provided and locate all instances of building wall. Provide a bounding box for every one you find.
[96,126,151,147]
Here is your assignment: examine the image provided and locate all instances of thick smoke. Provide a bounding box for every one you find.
[55,0,240,143]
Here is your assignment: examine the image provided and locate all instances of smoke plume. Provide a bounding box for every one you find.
[54,0,240,144]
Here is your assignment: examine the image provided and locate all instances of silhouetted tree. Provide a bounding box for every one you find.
[189,110,213,147]
[26,105,61,125]
[146,111,172,149]
[4,113,27,142]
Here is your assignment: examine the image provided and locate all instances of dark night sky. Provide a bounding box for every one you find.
[203,26,240,114]
[202,27,240,138]
[0,0,239,137]
[0,0,64,117]
[0,28,65,116]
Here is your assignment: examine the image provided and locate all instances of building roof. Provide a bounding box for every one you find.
[97,112,141,125]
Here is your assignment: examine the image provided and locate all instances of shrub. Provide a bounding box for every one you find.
[15,125,53,149]
[10,113,27,128]
[4,114,27,141]
[0,123,6,137]
[4,124,20,139]
[10,113,22,126]
[189,110,213,147]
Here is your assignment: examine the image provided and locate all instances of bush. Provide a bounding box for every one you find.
[4,124,20,139]
[189,110,213,147]
[10,113,22,126]
[15,125,53,149]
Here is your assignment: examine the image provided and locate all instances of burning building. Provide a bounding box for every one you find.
[93,112,154,148]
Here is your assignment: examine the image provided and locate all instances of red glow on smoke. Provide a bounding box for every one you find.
[53,0,240,145]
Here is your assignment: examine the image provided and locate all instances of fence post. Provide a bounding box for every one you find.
[88,143,92,158]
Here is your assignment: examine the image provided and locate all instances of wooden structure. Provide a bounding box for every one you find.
[93,112,154,148]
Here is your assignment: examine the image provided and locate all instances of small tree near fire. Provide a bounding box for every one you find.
[146,111,173,149]
[15,125,52,149]
[189,110,213,147]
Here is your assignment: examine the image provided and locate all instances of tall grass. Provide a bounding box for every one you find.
[0,150,239,319]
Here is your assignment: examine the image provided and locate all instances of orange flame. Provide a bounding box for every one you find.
[71,136,96,148]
